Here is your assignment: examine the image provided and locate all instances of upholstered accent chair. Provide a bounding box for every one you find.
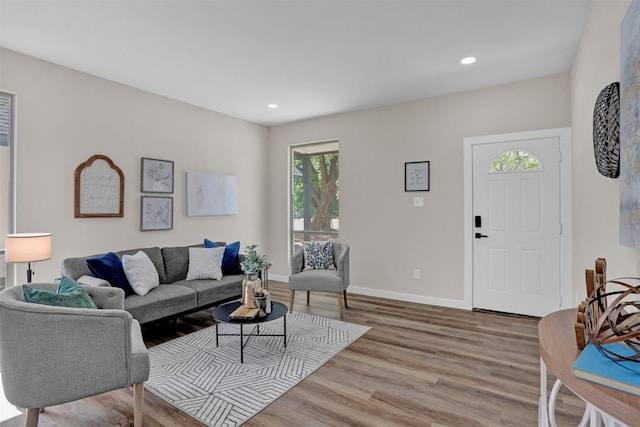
[289,242,350,319]
[0,283,149,427]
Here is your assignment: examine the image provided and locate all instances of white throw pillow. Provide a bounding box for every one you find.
[76,275,111,287]
[186,247,224,281]
[122,251,160,296]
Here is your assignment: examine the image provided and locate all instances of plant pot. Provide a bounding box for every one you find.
[242,273,261,308]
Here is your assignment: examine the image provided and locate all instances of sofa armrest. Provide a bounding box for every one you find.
[291,246,304,274]
[335,244,350,288]
[83,285,125,310]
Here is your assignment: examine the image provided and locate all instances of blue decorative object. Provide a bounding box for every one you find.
[86,252,134,295]
[204,239,242,275]
[573,342,640,396]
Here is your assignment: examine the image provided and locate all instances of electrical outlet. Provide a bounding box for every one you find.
[413,269,421,280]
[413,197,424,207]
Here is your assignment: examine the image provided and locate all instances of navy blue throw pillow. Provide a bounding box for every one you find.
[204,239,242,275]
[86,252,134,295]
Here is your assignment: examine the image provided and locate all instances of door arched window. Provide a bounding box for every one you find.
[489,150,542,173]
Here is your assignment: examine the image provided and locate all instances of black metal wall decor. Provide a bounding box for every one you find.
[593,82,621,178]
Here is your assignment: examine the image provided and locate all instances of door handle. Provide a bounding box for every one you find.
[475,233,488,239]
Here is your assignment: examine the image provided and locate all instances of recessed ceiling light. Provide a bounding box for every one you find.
[267,103,278,109]
[460,57,477,65]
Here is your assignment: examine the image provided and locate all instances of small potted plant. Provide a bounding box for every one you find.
[240,245,268,308]
[240,244,268,275]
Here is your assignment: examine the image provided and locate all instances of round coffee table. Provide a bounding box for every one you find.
[211,300,288,363]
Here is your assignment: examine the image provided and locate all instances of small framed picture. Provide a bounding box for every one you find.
[141,157,174,193]
[141,196,173,231]
[405,161,430,191]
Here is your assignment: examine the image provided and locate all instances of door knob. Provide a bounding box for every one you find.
[475,233,488,239]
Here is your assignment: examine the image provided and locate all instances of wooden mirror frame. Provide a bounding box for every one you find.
[74,154,124,218]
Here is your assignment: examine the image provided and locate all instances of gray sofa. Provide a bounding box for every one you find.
[61,243,244,324]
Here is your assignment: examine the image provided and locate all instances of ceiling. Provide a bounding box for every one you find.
[0,0,591,127]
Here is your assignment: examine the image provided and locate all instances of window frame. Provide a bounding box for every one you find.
[288,140,339,260]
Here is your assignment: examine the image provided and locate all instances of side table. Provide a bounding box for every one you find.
[539,309,640,426]
[261,263,272,290]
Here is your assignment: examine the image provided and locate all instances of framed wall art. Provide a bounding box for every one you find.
[141,157,174,193]
[140,196,173,231]
[74,154,124,217]
[620,0,640,248]
[186,171,238,216]
[405,161,430,192]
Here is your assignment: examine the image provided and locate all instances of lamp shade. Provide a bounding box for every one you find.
[5,233,52,263]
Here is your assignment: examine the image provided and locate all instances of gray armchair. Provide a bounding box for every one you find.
[0,283,149,427]
[289,242,350,319]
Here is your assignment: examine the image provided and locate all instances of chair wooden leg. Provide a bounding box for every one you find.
[343,290,349,308]
[133,382,144,427]
[24,408,40,427]
[306,291,310,305]
[337,293,344,320]
[289,290,295,313]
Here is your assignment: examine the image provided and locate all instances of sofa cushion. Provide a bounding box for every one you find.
[62,247,165,284]
[86,252,134,295]
[186,247,224,281]
[122,251,160,296]
[61,256,93,280]
[162,245,196,283]
[303,241,336,270]
[23,276,97,309]
[289,269,344,292]
[204,239,242,275]
[124,284,197,325]
[173,275,243,307]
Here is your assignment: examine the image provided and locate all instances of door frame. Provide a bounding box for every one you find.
[463,127,572,312]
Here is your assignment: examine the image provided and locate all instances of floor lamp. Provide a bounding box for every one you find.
[5,233,52,283]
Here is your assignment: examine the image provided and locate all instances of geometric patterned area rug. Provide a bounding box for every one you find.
[146,311,371,426]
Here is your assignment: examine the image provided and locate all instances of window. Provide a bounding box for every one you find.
[0,94,10,147]
[0,91,16,289]
[489,150,542,172]
[290,141,339,253]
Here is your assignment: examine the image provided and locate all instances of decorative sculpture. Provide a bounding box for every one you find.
[579,258,640,363]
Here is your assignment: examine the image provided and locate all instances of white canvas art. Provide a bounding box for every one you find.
[186,171,238,216]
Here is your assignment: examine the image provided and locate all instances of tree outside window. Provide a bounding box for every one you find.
[291,142,339,248]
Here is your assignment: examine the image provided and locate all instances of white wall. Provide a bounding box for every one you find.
[268,74,571,306]
[0,49,269,284]
[570,0,638,301]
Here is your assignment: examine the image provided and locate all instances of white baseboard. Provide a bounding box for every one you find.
[348,286,470,310]
[269,274,289,283]
[268,274,469,311]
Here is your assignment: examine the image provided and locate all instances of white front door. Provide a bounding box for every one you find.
[472,137,561,317]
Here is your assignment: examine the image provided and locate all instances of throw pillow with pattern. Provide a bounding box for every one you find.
[303,241,336,270]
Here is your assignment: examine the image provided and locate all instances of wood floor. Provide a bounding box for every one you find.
[1,281,585,426]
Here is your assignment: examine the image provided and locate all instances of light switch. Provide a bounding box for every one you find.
[413,196,424,207]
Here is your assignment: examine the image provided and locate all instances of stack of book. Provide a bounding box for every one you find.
[572,342,640,396]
